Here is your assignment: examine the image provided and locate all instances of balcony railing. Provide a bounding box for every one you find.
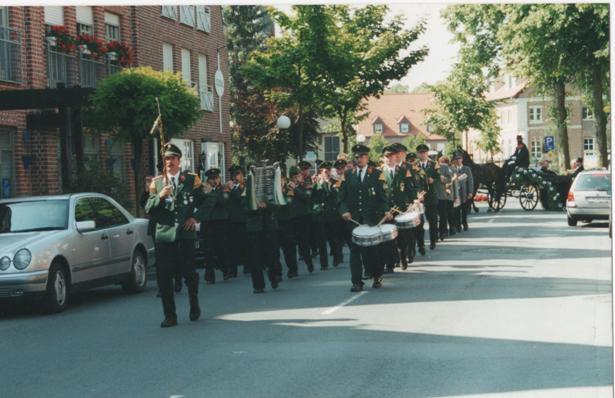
[0,26,22,83]
[79,55,108,88]
[47,46,77,88]
[200,86,214,112]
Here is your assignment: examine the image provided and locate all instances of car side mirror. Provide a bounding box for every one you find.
[76,220,96,232]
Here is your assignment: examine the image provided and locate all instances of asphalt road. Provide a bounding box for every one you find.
[1,203,612,398]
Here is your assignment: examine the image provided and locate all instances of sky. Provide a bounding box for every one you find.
[276,3,459,91]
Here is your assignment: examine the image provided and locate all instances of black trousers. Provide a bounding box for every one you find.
[454,201,470,229]
[347,222,383,285]
[279,219,299,275]
[247,230,279,290]
[417,205,438,247]
[203,220,229,282]
[397,228,412,266]
[325,218,343,266]
[437,200,455,237]
[294,215,314,271]
[228,222,246,276]
[155,239,199,319]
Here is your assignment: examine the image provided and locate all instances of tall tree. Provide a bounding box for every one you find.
[569,4,610,167]
[85,67,200,214]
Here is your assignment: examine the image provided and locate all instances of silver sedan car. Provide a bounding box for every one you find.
[566,170,611,226]
[0,193,155,312]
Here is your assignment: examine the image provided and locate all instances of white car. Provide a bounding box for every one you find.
[566,170,611,226]
[0,193,155,312]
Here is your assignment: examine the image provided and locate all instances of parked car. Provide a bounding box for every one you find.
[0,193,155,312]
[566,170,611,226]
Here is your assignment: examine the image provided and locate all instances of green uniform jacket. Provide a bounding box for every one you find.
[338,167,388,226]
[290,184,312,219]
[312,179,338,221]
[244,205,279,233]
[414,159,440,206]
[227,184,247,223]
[384,165,414,211]
[145,172,207,242]
[202,187,229,222]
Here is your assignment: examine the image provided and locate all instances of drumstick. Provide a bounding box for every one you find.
[349,218,361,226]
[377,206,398,226]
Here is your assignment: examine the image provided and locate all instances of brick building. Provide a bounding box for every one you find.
[0,5,230,211]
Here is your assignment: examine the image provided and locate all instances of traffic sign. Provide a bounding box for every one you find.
[544,136,555,152]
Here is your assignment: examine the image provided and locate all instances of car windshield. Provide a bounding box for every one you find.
[574,174,611,192]
[0,200,68,233]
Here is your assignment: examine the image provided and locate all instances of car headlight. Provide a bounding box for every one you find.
[0,256,10,271]
[13,249,32,270]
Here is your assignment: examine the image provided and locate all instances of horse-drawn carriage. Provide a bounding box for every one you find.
[459,149,571,212]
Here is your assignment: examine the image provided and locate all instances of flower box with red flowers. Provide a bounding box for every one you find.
[46,25,76,52]
[105,40,132,67]
[76,34,108,58]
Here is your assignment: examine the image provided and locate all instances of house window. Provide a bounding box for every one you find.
[373,123,383,134]
[582,107,594,120]
[436,143,445,152]
[76,6,93,35]
[324,136,340,162]
[44,6,64,26]
[201,141,225,181]
[179,6,195,27]
[196,6,211,32]
[161,6,177,20]
[529,106,542,123]
[170,138,195,172]
[425,123,432,133]
[0,7,8,28]
[530,138,542,159]
[104,12,120,42]
[198,54,213,111]
[181,48,191,84]
[400,123,409,133]
[0,127,14,198]
[162,43,173,72]
[109,140,125,182]
[583,138,594,151]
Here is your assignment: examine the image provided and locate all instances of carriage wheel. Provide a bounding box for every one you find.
[488,190,507,211]
[519,184,539,211]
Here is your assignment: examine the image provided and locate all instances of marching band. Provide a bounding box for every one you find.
[146,141,475,326]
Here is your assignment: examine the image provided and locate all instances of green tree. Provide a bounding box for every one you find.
[385,83,411,94]
[85,67,200,214]
[402,134,427,154]
[569,4,610,167]
[368,134,388,163]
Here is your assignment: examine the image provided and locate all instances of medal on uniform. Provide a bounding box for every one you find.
[400,182,405,192]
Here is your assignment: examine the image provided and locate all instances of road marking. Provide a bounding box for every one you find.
[321,291,368,315]
[487,212,502,223]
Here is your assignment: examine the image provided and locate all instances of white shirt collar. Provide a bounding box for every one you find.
[167,170,181,181]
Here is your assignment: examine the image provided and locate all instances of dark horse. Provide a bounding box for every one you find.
[458,148,507,212]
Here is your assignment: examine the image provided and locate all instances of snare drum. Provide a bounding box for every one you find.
[352,225,382,247]
[378,224,398,242]
[394,211,421,229]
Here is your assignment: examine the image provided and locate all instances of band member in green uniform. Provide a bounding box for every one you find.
[415,144,440,251]
[311,161,341,270]
[292,161,315,273]
[145,143,206,328]
[202,168,231,283]
[226,165,247,277]
[278,167,300,278]
[339,144,392,292]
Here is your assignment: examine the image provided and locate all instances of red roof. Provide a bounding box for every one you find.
[356,93,446,141]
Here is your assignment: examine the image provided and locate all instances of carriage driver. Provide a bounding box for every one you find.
[504,135,530,180]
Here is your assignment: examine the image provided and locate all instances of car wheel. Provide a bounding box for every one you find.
[122,249,147,293]
[567,215,578,227]
[44,264,69,313]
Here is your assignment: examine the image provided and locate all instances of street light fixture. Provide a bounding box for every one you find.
[277,115,291,130]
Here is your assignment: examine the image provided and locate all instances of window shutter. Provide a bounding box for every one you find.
[104,12,120,26]
[181,48,191,83]
[162,43,174,72]
[44,6,64,26]
[76,6,93,25]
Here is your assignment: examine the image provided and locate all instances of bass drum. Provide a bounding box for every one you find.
[352,225,382,247]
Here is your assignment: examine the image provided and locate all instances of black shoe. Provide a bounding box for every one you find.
[408,256,414,264]
[362,272,372,280]
[463,224,468,231]
[287,271,298,279]
[223,273,231,281]
[160,317,178,328]
[401,261,408,271]
[271,277,279,289]
[430,242,436,250]
[174,279,182,293]
[419,247,426,256]
[457,226,462,233]
[307,264,314,273]
[189,306,201,321]
[372,277,383,288]
[350,283,363,292]
[253,288,265,294]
